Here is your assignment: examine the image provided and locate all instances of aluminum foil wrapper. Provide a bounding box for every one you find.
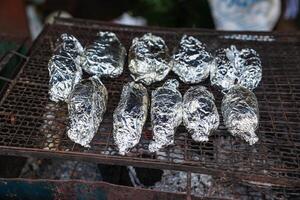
[210,46,239,92]
[48,34,83,102]
[149,79,182,152]
[183,86,219,142]
[113,82,148,155]
[210,45,262,92]
[221,85,259,145]
[81,31,126,78]
[237,48,262,90]
[171,35,213,84]
[128,33,171,85]
[67,76,108,147]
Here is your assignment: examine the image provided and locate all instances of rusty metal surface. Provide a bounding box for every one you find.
[1,178,299,200]
[0,18,299,188]
[0,179,207,200]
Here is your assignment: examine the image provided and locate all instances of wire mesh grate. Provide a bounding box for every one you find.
[0,18,299,187]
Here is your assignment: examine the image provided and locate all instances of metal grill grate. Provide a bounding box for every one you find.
[0,18,299,187]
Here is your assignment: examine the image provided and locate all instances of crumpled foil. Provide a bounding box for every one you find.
[210,45,262,92]
[221,85,259,145]
[48,34,83,102]
[237,48,262,90]
[210,46,238,92]
[182,86,219,142]
[149,79,182,152]
[113,82,148,155]
[81,31,126,78]
[171,35,213,84]
[67,76,108,147]
[128,33,171,85]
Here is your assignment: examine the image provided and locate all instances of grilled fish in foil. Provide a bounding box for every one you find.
[210,45,239,92]
[81,32,126,78]
[128,33,171,85]
[171,35,213,84]
[67,76,107,147]
[210,45,262,92]
[149,79,182,152]
[221,85,259,145]
[236,48,262,90]
[113,82,148,155]
[48,34,83,102]
[183,86,219,142]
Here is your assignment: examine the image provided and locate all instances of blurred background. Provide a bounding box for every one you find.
[1,0,300,40]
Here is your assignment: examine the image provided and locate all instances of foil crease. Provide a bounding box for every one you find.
[113,82,148,155]
[67,76,108,147]
[149,79,182,152]
[128,33,171,85]
[183,86,219,142]
[81,31,126,78]
[48,34,83,102]
[210,45,262,92]
[237,48,262,90]
[210,46,238,92]
[221,85,259,145]
[171,35,213,84]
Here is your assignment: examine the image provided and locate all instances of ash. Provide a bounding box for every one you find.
[20,157,101,181]
[151,170,212,196]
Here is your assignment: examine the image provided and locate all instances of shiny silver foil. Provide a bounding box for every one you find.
[48,34,83,102]
[221,85,259,145]
[182,86,219,142]
[113,82,148,155]
[149,79,182,152]
[128,33,171,85]
[210,45,262,92]
[67,76,108,147]
[171,35,213,84]
[210,45,239,92]
[81,31,126,78]
[236,48,262,90]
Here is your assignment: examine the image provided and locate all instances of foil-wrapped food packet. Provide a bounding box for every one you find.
[81,31,126,78]
[183,86,219,142]
[128,33,171,85]
[48,34,83,102]
[113,82,148,155]
[67,76,108,147]
[210,45,262,92]
[221,85,259,145]
[237,48,262,90]
[171,35,213,84]
[149,79,182,152]
[210,46,238,92]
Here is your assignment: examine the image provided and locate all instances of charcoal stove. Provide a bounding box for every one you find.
[0,17,299,199]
